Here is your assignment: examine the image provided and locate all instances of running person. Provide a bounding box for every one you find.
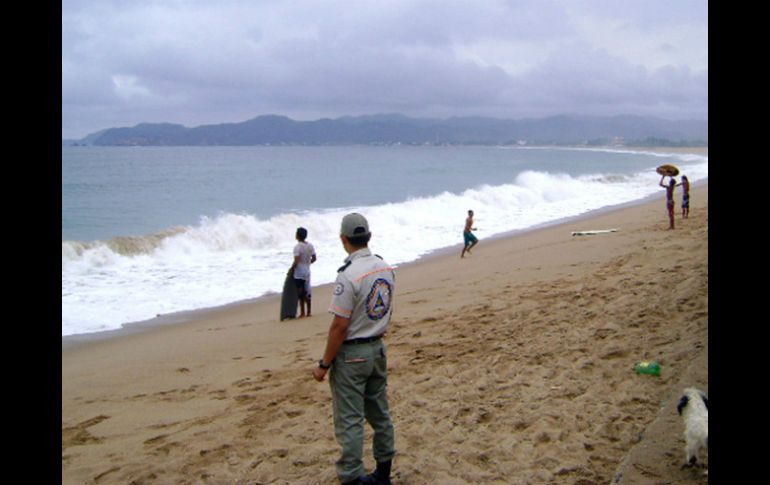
[461,210,478,258]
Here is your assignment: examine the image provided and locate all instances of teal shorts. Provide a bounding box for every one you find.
[463,231,478,246]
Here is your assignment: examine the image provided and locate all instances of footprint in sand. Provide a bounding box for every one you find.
[143,434,169,446]
[93,466,121,483]
[62,415,110,447]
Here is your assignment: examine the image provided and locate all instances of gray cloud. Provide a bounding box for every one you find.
[62,0,708,139]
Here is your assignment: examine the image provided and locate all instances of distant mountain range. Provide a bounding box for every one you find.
[64,114,708,147]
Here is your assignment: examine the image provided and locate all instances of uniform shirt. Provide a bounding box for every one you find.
[293,241,316,280]
[329,248,395,340]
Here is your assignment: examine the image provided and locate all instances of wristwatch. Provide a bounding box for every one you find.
[318,359,331,370]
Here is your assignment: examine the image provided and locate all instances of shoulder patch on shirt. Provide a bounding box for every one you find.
[333,283,345,296]
[366,278,393,320]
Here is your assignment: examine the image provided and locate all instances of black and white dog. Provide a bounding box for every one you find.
[676,387,708,468]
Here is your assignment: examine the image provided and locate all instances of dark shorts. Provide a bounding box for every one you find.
[294,278,307,292]
[463,231,478,246]
[682,194,690,208]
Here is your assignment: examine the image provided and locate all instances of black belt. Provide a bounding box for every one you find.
[343,335,382,345]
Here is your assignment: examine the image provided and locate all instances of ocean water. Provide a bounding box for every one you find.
[62,145,708,337]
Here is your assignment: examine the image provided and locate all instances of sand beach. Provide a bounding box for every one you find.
[62,153,708,484]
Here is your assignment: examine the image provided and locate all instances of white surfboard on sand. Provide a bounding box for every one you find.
[571,228,619,236]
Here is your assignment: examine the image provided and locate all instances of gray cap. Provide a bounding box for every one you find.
[340,212,370,238]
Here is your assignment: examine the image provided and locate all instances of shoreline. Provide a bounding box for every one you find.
[62,179,705,349]
[63,173,707,484]
[62,145,707,348]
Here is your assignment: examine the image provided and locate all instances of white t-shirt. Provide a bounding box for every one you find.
[293,241,316,280]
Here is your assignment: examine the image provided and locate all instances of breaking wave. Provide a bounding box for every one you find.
[62,156,708,337]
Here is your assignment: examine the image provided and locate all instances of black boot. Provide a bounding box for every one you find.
[359,460,392,485]
[341,478,362,485]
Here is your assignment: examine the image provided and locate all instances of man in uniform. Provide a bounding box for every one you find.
[312,213,396,485]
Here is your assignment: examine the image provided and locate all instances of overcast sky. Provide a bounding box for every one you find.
[62,0,708,139]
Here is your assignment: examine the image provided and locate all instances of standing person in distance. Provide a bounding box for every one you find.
[461,209,479,258]
[313,213,396,485]
[680,175,690,219]
[291,227,317,318]
[659,176,677,230]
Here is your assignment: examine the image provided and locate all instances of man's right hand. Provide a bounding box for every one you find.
[313,366,328,382]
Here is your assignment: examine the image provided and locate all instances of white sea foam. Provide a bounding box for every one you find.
[62,151,707,337]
